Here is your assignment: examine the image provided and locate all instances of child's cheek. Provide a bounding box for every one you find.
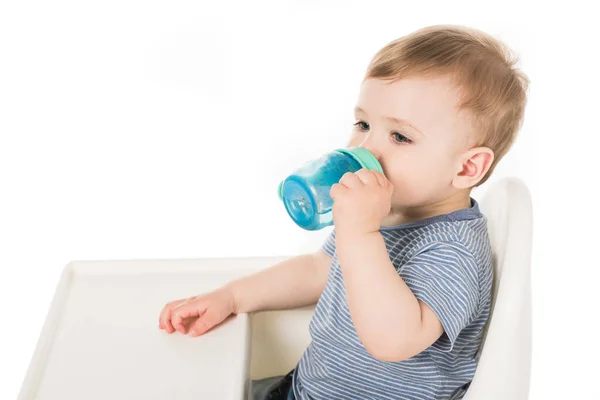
[389,166,430,205]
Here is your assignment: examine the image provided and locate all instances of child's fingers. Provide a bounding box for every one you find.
[355,169,377,186]
[339,172,362,188]
[159,303,171,332]
[163,302,181,333]
[161,299,186,333]
[189,308,221,337]
[372,171,393,193]
[171,302,205,334]
[370,170,387,187]
[330,183,348,200]
[159,303,171,329]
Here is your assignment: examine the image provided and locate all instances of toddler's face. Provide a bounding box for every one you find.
[348,76,474,211]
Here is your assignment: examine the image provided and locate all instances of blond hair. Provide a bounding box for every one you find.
[366,25,529,185]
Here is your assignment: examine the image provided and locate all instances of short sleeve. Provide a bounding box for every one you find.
[398,242,480,352]
[320,229,336,257]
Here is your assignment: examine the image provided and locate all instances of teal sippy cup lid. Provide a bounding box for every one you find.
[335,147,384,174]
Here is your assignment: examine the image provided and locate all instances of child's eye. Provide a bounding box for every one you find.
[392,132,412,144]
[353,121,370,131]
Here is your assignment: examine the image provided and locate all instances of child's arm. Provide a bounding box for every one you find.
[337,232,444,362]
[227,250,332,313]
[160,251,331,337]
[331,169,444,362]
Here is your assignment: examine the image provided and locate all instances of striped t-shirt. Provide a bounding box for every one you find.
[292,199,493,400]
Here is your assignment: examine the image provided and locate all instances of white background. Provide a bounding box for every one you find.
[1,1,598,399]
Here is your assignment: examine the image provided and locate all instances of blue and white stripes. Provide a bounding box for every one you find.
[293,200,493,400]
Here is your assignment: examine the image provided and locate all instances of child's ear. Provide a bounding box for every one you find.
[452,147,494,189]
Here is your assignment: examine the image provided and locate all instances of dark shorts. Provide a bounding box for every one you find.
[251,369,295,400]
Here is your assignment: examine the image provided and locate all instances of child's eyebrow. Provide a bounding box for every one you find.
[355,106,425,137]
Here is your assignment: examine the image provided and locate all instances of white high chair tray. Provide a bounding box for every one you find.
[18,258,276,400]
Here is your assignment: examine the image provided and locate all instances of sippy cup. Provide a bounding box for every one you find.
[278,147,383,230]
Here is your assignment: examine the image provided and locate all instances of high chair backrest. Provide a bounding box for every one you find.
[463,178,533,400]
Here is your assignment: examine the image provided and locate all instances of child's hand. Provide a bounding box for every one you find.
[158,287,236,337]
[330,169,393,237]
